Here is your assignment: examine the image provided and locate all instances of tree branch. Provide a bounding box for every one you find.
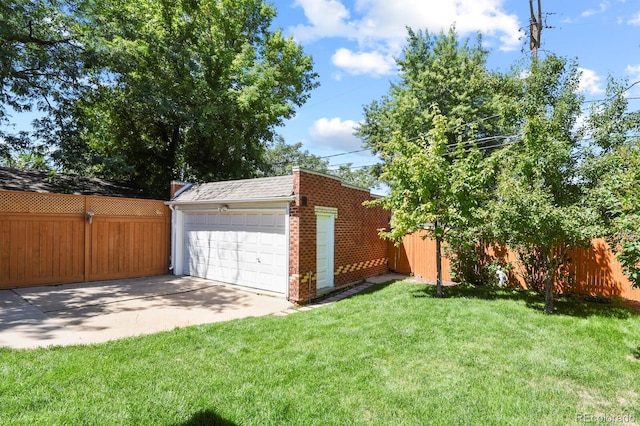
[2,21,75,46]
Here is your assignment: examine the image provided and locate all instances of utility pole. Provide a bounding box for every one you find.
[529,0,542,58]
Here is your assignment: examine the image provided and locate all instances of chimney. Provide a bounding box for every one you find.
[170,180,189,200]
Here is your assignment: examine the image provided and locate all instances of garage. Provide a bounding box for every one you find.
[168,169,390,304]
[168,175,294,297]
[182,210,288,294]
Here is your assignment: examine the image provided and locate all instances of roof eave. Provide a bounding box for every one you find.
[165,196,295,206]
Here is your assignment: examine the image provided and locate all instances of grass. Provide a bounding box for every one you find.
[1,281,639,425]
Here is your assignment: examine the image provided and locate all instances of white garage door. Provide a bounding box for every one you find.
[183,210,287,294]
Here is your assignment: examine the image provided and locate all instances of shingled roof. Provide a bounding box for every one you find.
[0,167,153,199]
[173,175,294,203]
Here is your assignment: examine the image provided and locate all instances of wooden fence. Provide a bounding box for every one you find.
[0,190,170,289]
[389,230,640,302]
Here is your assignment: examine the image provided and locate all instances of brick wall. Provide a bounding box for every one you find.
[169,180,189,199]
[288,168,389,304]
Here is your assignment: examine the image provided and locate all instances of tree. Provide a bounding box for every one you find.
[368,108,486,297]
[33,0,318,197]
[0,0,87,162]
[358,27,509,294]
[586,80,640,288]
[357,27,513,155]
[592,141,640,287]
[331,164,380,190]
[261,136,380,189]
[487,56,596,313]
[260,136,329,176]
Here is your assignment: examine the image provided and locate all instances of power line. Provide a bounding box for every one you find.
[318,148,370,159]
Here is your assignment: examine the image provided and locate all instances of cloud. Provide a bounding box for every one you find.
[626,64,640,78]
[628,12,640,26]
[290,0,523,76]
[293,0,522,48]
[331,48,395,76]
[578,68,605,95]
[308,117,361,150]
[290,0,356,41]
[581,2,609,17]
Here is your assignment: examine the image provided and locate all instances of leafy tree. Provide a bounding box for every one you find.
[487,56,596,313]
[586,80,640,288]
[260,136,329,176]
[358,26,510,293]
[592,141,640,287]
[0,0,87,161]
[31,0,318,197]
[331,164,380,190]
[261,136,380,189]
[368,108,486,297]
[357,27,513,154]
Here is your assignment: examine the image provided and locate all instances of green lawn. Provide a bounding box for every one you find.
[1,281,639,425]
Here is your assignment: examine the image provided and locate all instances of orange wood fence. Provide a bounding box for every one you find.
[0,190,170,289]
[389,230,640,302]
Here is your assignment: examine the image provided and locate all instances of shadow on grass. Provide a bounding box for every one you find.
[411,284,638,319]
[311,279,401,304]
[632,346,640,360]
[175,409,236,426]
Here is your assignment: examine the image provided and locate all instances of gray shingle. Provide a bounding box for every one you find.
[0,167,152,198]
[174,175,294,203]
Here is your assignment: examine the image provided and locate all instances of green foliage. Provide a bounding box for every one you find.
[369,107,488,296]
[260,135,329,176]
[261,135,380,189]
[488,56,597,313]
[357,26,512,153]
[591,140,640,288]
[0,0,88,160]
[2,0,318,197]
[331,164,380,190]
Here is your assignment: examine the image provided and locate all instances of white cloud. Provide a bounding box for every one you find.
[628,12,640,26]
[309,117,361,150]
[331,48,395,76]
[290,0,356,41]
[626,64,640,77]
[581,2,609,17]
[578,68,605,95]
[294,0,521,48]
[291,0,523,76]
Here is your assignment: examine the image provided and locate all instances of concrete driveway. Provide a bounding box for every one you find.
[0,276,293,349]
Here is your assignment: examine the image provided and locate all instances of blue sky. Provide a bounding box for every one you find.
[270,0,640,171]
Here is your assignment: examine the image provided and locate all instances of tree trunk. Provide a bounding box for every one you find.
[436,235,443,298]
[544,250,555,314]
[544,271,554,314]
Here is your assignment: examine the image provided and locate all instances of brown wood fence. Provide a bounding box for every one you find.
[389,231,640,302]
[0,190,170,289]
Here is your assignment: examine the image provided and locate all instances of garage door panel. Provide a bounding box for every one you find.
[183,211,286,294]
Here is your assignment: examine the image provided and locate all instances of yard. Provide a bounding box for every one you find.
[1,280,639,425]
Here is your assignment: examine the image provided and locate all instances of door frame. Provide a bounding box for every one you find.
[315,206,337,290]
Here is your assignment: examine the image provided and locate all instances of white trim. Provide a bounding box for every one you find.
[166,196,295,206]
[174,209,185,275]
[316,213,335,289]
[177,207,287,214]
[285,203,291,300]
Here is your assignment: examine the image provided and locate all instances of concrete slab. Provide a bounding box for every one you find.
[1,276,293,349]
[0,290,81,348]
